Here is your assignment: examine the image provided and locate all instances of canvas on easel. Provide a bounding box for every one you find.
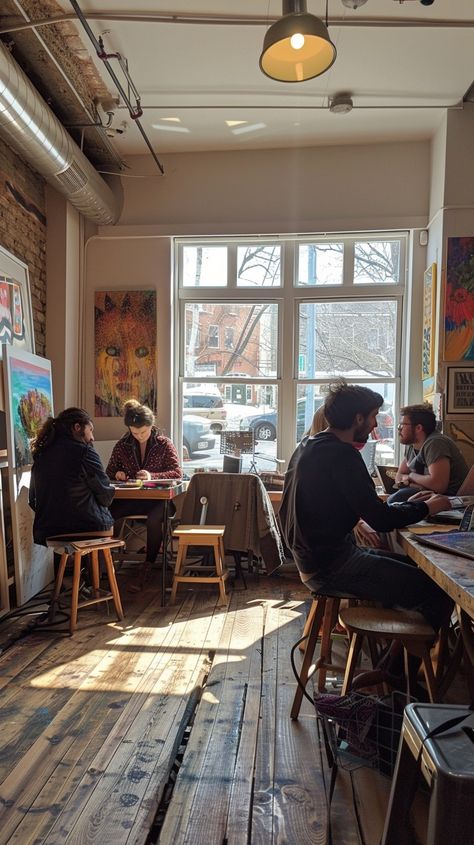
[3,347,54,605]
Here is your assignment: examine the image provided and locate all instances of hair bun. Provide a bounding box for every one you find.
[123,399,141,411]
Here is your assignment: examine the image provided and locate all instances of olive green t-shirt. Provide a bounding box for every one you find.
[406,432,468,494]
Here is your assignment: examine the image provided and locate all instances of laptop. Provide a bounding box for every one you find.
[410,504,474,560]
[375,464,399,494]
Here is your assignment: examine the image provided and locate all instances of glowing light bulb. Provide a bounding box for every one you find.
[290,32,305,50]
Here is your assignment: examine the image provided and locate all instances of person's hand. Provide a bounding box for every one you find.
[115,471,127,481]
[356,520,384,548]
[136,470,151,480]
[424,494,452,516]
[407,490,433,502]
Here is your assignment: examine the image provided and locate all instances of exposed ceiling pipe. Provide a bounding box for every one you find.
[0,40,121,224]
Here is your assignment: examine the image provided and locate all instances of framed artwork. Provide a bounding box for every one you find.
[3,347,53,468]
[95,290,157,417]
[444,237,474,361]
[446,365,474,415]
[0,245,35,357]
[422,263,436,379]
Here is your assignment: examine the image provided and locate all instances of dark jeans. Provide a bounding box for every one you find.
[110,499,165,564]
[303,543,452,632]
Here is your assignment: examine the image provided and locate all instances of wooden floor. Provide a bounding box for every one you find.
[0,566,417,845]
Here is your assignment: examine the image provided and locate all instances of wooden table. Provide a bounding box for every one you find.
[113,482,188,604]
[399,529,474,677]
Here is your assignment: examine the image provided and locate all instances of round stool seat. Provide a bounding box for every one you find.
[340,606,436,642]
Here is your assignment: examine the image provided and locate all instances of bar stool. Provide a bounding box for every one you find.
[47,534,125,634]
[290,591,357,720]
[339,606,439,701]
[170,525,229,606]
[382,703,474,845]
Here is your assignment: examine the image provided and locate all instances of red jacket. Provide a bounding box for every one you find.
[106,429,182,480]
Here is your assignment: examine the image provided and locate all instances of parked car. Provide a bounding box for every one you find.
[230,395,325,442]
[183,391,227,432]
[183,415,216,457]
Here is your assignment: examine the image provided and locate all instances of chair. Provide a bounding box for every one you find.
[178,472,285,577]
[47,533,125,634]
[382,703,474,845]
[339,606,440,702]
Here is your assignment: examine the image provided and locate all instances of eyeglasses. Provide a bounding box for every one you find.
[397,422,413,430]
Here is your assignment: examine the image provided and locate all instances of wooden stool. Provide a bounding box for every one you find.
[170,525,229,606]
[290,593,353,721]
[47,535,125,634]
[339,606,439,702]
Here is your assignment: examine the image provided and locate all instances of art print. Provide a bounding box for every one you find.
[4,348,53,468]
[95,290,157,417]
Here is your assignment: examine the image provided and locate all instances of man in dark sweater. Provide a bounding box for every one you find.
[279,381,454,631]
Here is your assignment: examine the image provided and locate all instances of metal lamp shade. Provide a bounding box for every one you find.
[259,12,336,82]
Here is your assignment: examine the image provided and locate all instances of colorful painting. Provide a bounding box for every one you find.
[444,237,474,361]
[95,290,157,417]
[3,348,53,468]
[422,263,436,378]
[0,246,34,356]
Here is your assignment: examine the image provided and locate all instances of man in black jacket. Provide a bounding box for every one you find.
[280,381,454,631]
[29,407,114,544]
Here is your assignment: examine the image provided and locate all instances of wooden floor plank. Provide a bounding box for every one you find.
[158,591,264,844]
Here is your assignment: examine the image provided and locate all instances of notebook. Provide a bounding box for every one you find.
[375,464,399,494]
[410,504,474,560]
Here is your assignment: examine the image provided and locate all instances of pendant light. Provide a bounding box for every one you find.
[259,0,336,83]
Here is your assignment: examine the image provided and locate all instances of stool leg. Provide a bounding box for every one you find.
[90,549,100,601]
[341,632,364,696]
[299,599,318,652]
[170,541,187,604]
[49,553,69,621]
[381,725,421,845]
[317,598,340,692]
[102,549,124,620]
[214,538,228,607]
[70,551,82,634]
[291,598,327,720]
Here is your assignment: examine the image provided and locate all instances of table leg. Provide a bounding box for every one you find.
[161,500,169,606]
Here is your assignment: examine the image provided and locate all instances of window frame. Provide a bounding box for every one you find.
[175,233,407,467]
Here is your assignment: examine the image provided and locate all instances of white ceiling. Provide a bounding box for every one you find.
[54,1,474,161]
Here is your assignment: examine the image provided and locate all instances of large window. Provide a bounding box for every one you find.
[176,236,406,473]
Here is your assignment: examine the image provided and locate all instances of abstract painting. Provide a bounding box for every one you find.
[0,245,35,356]
[4,347,53,468]
[444,237,474,361]
[95,290,157,417]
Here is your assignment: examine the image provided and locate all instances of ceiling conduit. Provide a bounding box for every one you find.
[0,40,121,225]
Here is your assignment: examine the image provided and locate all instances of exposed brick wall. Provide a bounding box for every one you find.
[0,137,46,355]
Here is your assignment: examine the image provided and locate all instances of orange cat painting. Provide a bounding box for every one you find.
[95,290,157,417]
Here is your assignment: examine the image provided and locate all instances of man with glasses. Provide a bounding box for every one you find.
[390,403,468,503]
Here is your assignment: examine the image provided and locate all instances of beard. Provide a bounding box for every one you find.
[353,425,370,443]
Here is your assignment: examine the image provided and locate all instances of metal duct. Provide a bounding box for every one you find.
[0,41,121,225]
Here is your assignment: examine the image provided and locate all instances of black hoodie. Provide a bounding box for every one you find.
[279,432,429,578]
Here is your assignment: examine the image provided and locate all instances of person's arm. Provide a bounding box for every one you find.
[406,456,450,493]
[146,438,182,480]
[106,443,128,481]
[395,455,410,484]
[83,447,115,507]
[340,453,431,531]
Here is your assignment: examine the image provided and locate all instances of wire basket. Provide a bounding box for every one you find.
[315,690,406,777]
